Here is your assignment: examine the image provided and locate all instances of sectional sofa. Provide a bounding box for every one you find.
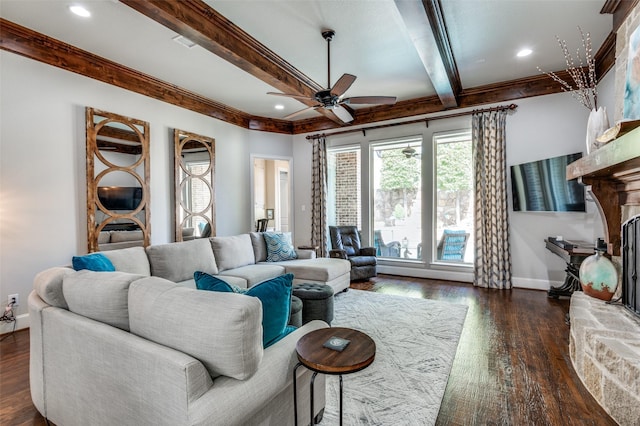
[28,232,351,425]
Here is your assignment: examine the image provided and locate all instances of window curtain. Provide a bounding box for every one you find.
[311,135,328,257]
[472,109,512,289]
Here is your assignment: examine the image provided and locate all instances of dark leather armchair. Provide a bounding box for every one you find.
[329,226,377,281]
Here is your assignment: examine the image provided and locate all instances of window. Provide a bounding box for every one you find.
[371,138,422,260]
[433,131,473,264]
[328,148,361,229]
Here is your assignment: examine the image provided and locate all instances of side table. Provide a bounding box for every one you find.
[293,327,376,426]
[545,238,593,298]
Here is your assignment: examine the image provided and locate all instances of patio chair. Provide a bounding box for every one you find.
[374,230,401,257]
[436,229,469,261]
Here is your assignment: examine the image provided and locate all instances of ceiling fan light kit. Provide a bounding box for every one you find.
[267,29,397,123]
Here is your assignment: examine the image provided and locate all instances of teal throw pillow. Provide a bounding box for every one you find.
[72,253,115,272]
[245,273,293,347]
[194,271,238,292]
[195,271,294,347]
[267,325,297,346]
[263,232,298,262]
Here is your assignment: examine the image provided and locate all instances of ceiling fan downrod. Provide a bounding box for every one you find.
[322,29,335,89]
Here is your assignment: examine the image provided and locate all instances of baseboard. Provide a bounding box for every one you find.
[511,277,562,291]
[377,264,474,283]
[377,265,562,291]
[0,313,30,335]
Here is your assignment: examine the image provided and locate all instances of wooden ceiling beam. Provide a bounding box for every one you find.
[291,29,617,135]
[119,0,345,125]
[394,0,460,108]
[0,18,293,134]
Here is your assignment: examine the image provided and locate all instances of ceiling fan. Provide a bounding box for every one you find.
[267,29,397,123]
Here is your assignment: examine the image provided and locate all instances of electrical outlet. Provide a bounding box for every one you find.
[8,294,19,307]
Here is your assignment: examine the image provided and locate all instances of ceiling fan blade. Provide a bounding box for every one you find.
[283,105,319,120]
[332,105,354,123]
[342,96,397,105]
[330,74,357,97]
[267,92,315,101]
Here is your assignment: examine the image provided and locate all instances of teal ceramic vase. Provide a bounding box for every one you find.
[579,247,618,301]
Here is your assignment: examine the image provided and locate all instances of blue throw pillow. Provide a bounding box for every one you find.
[245,273,293,347]
[194,271,238,292]
[195,271,294,347]
[72,253,115,272]
[263,232,298,262]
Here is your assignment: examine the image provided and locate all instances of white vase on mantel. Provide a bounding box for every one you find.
[586,106,609,154]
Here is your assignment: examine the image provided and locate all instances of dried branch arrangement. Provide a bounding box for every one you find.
[538,27,597,110]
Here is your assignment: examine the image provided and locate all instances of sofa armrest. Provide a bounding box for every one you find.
[190,320,329,425]
[35,307,214,425]
[329,249,348,260]
[295,249,316,259]
[359,247,377,256]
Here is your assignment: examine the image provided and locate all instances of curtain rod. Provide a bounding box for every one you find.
[305,103,518,140]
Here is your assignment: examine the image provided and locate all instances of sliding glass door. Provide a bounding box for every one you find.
[371,138,422,260]
[433,131,473,264]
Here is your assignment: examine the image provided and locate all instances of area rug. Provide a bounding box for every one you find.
[319,289,468,426]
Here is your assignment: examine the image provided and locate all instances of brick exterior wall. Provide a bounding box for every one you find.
[334,151,361,229]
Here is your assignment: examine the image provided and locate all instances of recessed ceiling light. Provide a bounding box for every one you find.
[517,48,533,58]
[69,5,91,18]
[275,104,285,110]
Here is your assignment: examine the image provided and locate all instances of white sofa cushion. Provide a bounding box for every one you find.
[265,258,351,282]
[102,246,151,276]
[218,264,286,287]
[210,234,255,272]
[33,266,74,309]
[146,239,218,282]
[129,277,263,380]
[63,270,143,331]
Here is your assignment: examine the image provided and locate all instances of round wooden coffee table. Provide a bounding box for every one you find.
[293,327,376,426]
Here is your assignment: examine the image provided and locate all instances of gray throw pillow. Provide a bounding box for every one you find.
[210,234,256,271]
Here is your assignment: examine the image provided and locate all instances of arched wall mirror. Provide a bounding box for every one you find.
[86,107,150,252]
[174,129,215,242]
[252,156,292,233]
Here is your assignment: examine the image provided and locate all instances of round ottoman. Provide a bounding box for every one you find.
[292,283,334,325]
[289,295,303,327]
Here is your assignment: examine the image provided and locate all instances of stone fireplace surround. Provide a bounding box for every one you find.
[566,4,640,423]
[567,126,640,425]
[569,293,640,425]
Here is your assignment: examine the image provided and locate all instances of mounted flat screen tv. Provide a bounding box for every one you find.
[97,186,142,211]
[510,152,585,212]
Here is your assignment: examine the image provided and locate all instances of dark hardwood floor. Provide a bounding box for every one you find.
[0,274,615,425]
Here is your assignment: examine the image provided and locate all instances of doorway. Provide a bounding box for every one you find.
[252,156,292,233]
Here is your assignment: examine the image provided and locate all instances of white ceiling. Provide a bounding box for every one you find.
[0,0,612,121]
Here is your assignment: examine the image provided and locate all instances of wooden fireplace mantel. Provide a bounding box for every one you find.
[567,127,640,256]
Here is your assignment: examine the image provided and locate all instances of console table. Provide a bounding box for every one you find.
[545,238,593,298]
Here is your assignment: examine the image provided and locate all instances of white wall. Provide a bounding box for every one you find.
[0,52,291,330]
[293,70,615,290]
